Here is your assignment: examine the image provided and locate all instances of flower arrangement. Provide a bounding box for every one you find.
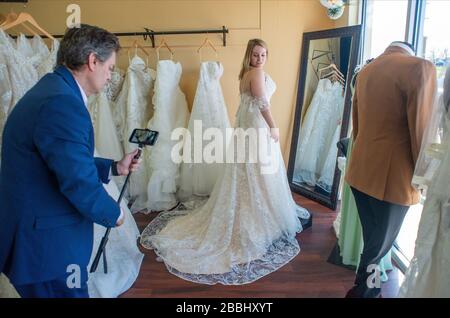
[320,0,347,20]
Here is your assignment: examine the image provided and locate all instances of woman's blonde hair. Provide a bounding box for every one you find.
[238,38,268,80]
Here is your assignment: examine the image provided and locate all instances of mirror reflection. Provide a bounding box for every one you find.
[292,36,351,196]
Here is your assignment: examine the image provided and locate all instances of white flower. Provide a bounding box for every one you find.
[320,0,344,9]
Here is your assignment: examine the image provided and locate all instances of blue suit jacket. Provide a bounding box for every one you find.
[0,66,120,285]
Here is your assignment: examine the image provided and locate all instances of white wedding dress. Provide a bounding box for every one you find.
[140,73,309,285]
[145,60,190,212]
[399,79,450,297]
[317,122,342,192]
[88,78,124,163]
[0,30,38,165]
[36,38,59,79]
[293,79,344,188]
[178,61,231,202]
[87,69,144,298]
[115,55,156,212]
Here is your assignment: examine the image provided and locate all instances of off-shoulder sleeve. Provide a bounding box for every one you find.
[251,95,270,111]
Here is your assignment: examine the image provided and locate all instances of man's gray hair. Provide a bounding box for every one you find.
[57,24,120,71]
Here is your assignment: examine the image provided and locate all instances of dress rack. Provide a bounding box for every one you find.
[10,26,229,47]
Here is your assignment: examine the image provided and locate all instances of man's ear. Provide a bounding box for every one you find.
[87,52,97,72]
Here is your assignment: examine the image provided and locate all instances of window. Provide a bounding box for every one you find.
[362,0,409,61]
[419,0,450,85]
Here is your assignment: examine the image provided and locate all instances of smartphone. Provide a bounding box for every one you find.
[128,128,159,146]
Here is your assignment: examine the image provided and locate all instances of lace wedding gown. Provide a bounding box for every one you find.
[0,30,38,165]
[36,39,59,79]
[178,61,231,202]
[140,73,309,285]
[145,60,190,212]
[293,79,344,188]
[399,85,450,297]
[88,72,124,162]
[87,69,143,298]
[317,121,342,192]
[115,55,156,212]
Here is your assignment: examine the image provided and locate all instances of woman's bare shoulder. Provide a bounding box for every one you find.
[246,68,265,82]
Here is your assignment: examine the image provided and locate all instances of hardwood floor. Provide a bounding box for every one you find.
[120,193,403,298]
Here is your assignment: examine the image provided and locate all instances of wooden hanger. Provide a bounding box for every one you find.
[324,72,345,86]
[197,36,217,54]
[0,11,37,36]
[318,63,344,80]
[322,70,345,83]
[156,37,174,59]
[1,12,54,40]
[127,39,150,57]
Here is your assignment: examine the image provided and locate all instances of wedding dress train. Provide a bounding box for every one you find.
[140,73,309,285]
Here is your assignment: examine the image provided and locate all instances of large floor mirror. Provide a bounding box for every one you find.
[287,25,361,210]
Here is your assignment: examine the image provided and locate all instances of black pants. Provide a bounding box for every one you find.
[350,187,409,298]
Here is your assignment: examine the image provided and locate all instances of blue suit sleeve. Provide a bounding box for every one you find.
[94,157,113,184]
[33,94,120,228]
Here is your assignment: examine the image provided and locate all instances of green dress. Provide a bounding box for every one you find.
[337,138,393,282]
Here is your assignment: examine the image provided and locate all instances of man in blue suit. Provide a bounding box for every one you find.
[0,24,141,298]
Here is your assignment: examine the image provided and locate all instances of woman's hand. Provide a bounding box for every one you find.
[270,127,279,143]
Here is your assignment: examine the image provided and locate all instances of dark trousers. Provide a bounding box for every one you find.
[13,270,89,298]
[350,187,409,298]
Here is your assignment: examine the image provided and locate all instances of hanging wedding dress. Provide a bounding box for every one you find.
[293,78,344,188]
[0,62,12,147]
[30,34,49,58]
[15,34,59,79]
[16,34,38,66]
[36,38,59,79]
[115,55,156,212]
[88,81,124,162]
[0,30,37,114]
[178,61,231,202]
[399,68,450,297]
[88,71,124,183]
[317,121,342,192]
[0,30,38,165]
[87,68,143,298]
[145,59,190,212]
[140,72,310,285]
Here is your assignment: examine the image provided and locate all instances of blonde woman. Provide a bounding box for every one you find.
[140,39,310,285]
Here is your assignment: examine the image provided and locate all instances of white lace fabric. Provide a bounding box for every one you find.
[115,55,156,211]
[140,72,310,285]
[36,39,59,79]
[0,30,38,164]
[399,72,450,297]
[178,61,231,201]
[145,59,190,212]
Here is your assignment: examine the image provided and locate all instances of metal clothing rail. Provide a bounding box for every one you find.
[13,26,229,47]
[143,26,228,47]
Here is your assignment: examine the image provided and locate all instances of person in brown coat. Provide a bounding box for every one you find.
[345,41,436,298]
